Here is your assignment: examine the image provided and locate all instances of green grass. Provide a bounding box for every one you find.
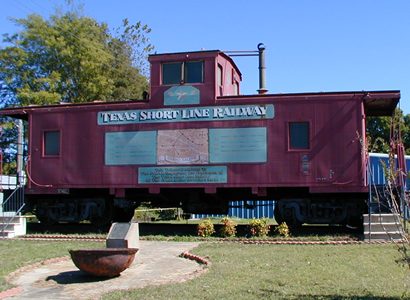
[0,239,103,292]
[139,233,357,242]
[104,243,410,300]
[1,240,409,299]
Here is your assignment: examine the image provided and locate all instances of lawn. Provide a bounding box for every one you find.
[0,239,409,299]
[105,243,410,300]
[0,239,102,292]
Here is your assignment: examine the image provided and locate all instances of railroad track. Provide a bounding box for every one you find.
[26,221,362,235]
[16,234,395,245]
[20,221,401,244]
[20,234,106,242]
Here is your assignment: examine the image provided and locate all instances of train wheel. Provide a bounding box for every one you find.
[35,206,58,225]
[282,206,302,231]
[36,213,57,226]
[346,215,363,230]
[274,205,284,225]
[90,208,112,227]
[90,216,111,227]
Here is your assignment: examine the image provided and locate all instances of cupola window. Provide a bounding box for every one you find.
[162,61,204,85]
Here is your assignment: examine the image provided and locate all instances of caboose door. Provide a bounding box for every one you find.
[313,103,339,184]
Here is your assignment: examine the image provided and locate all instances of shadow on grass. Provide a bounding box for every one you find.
[395,245,410,269]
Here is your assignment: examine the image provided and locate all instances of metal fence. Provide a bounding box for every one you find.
[368,152,409,219]
[191,200,275,219]
[368,153,410,189]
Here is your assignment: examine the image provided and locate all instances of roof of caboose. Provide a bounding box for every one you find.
[218,90,400,117]
[0,90,400,120]
[361,91,401,116]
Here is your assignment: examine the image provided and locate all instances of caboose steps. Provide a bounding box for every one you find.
[363,231,404,242]
[0,215,27,239]
[364,222,402,233]
[363,213,400,223]
[363,213,406,242]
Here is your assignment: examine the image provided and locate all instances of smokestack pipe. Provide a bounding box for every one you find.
[257,43,268,95]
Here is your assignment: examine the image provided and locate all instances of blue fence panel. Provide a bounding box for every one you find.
[368,152,409,218]
[369,153,409,189]
[193,153,409,220]
[191,200,275,219]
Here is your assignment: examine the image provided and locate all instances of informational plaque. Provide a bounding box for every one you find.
[209,127,267,163]
[105,131,157,165]
[138,166,227,184]
[104,126,268,168]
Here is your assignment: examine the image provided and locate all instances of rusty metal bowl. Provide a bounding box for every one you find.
[69,248,138,277]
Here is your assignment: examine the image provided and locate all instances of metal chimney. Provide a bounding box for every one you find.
[257,43,268,94]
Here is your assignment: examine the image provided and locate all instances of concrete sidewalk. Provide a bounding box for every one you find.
[6,241,205,299]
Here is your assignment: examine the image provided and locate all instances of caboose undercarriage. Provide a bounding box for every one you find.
[24,187,366,227]
[26,190,136,225]
[273,196,365,227]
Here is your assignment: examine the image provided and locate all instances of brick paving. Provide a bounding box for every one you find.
[2,241,205,299]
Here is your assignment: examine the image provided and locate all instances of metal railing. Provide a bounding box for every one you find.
[367,154,409,242]
[0,186,26,237]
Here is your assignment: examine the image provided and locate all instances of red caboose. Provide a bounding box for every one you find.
[0,47,400,226]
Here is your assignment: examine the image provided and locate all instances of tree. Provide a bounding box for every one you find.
[0,119,18,174]
[0,8,153,174]
[0,11,152,105]
[366,109,410,154]
[109,19,153,100]
[402,114,410,154]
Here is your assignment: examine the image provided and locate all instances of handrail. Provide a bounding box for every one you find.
[0,186,25,238]
[0,203,26,237]
[1,186,24,210]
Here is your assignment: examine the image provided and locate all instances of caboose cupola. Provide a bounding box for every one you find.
[148,50,242,107]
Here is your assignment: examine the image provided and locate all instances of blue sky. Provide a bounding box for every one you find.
[1,0,409,113]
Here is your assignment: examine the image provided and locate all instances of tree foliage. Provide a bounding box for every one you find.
[402,114,410,154]
[0,7,153,174]
[0,10,153,106]
[0,119,18,174]
[366,108,410,154]
[109,19,153,100]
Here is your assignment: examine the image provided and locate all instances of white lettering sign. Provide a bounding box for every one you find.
[98,104,274,125]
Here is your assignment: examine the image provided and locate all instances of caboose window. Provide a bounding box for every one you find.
[289,122,309,149]
[233,81,239,95]
[217,64,223,87]
[44,131,60,156]
[162,61,203,84]
[162,62,182,84]
[185,61,203,83]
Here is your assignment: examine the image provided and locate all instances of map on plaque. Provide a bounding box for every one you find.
[157,129,209,165]
[164,85,200,106]
[105,127,267,167]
